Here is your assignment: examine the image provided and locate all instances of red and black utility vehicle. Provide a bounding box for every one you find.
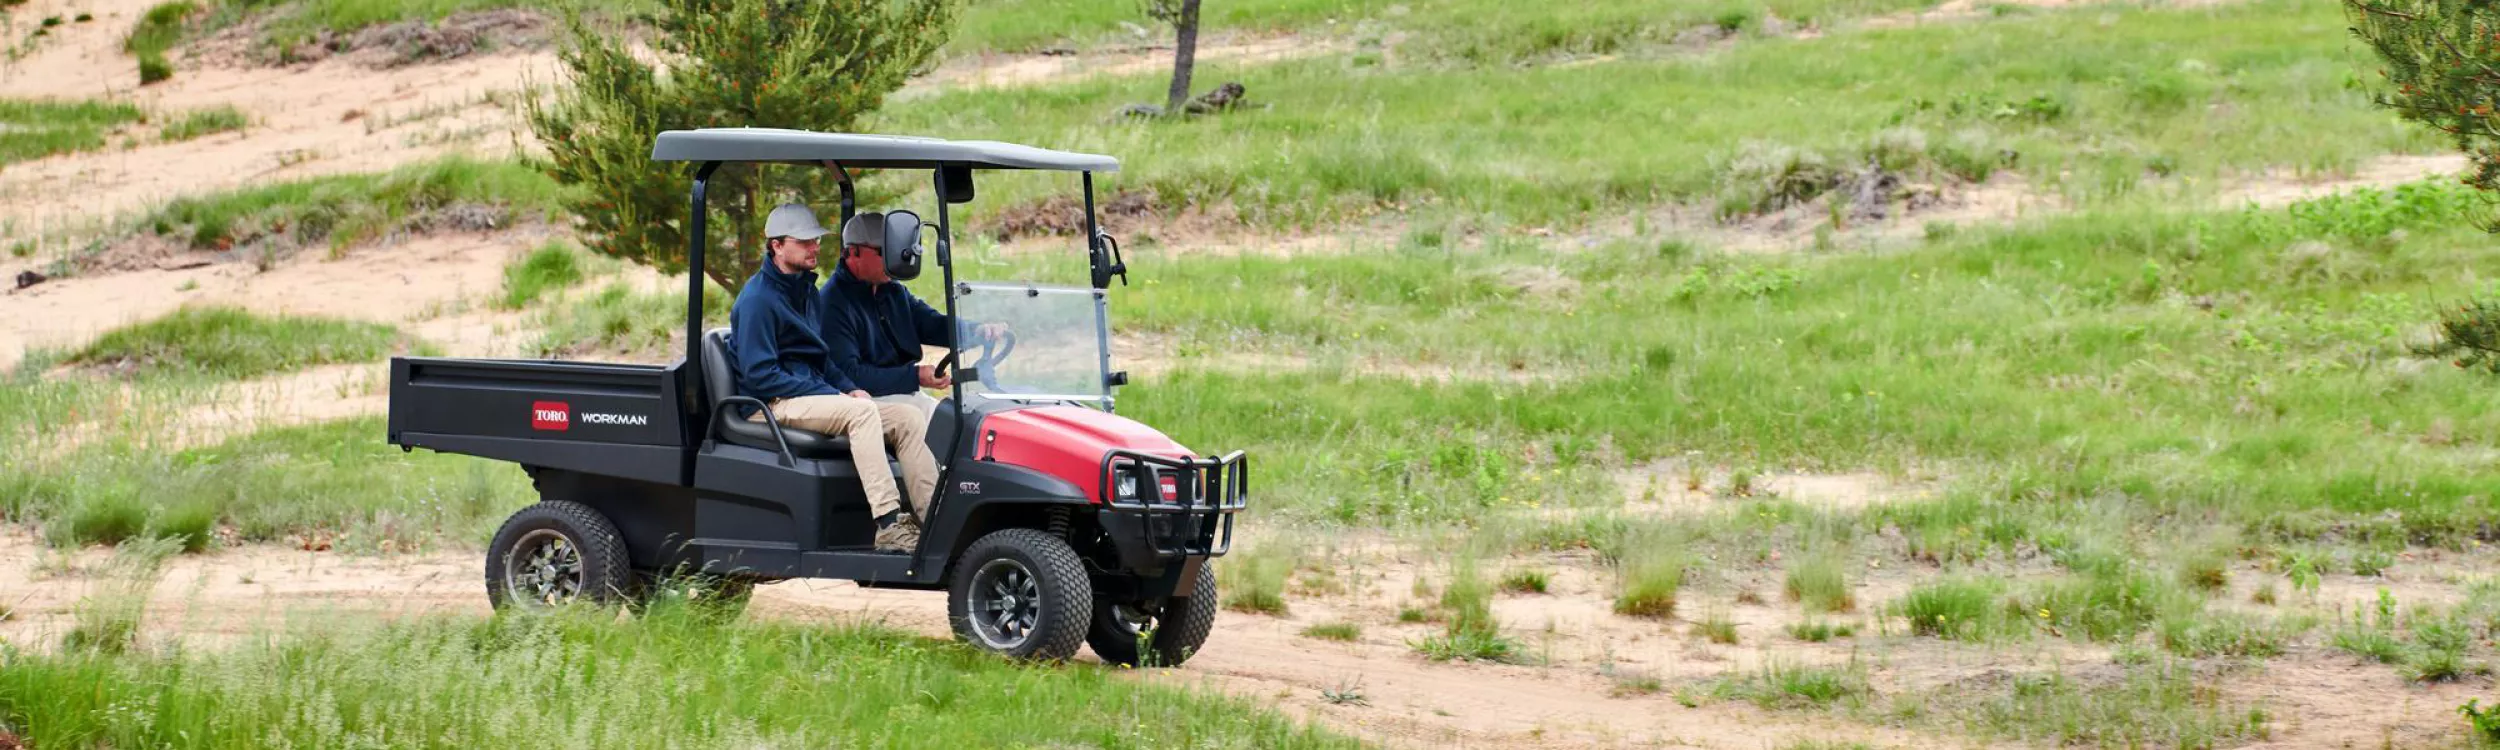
[386,129,1245,664]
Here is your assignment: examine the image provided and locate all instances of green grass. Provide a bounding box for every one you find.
[1300,621,1362,641]
[1612,541,1685,620]
[1705,661,1869,710]
[1219,548,1292,615]
[1945,661,2270,748]
[1783,555,1855,613]
[893,0,2435,228]
[947,0,1933,59]
[128,1,198,82]
[0,98,146,166]
[1695,613,1740,644]
[2156,613,2292,658]
[1896,579,2004,640]
[0,613,1358,748]
[1414,559,1519,662]
[1787,620,1857,642]
[138,156,569,256]
[66,306,409,379]
[1497,567,1549,594]
[9,417,532,550]
[161,105,248,141]
[2011,566,2199,642]
[1009,175,2500,545]
[529,279,730,358]
[500,239,585,309]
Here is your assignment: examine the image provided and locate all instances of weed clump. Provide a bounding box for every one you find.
[1784,555,1855,613]
[1413,560,1518,662]
[1218,549,1291,616]
[1301,622,1361,642]
[500,240,584,309]
[1897,579,2003,640]
[162,105,246,142]
[1498,568,1550,594]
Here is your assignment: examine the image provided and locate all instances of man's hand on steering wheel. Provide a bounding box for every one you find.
[917,364,952,389]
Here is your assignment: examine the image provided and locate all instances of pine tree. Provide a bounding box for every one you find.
[526,0,951,295]
[2348,0,2500,222]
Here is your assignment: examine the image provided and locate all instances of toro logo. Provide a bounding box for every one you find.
[531,401,570,431]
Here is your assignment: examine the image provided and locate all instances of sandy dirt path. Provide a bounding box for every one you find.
[3,527,2483,749]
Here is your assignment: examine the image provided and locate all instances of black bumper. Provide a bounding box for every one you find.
[1097,449,1246,571]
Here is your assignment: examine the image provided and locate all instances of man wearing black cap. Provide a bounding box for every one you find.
[727,203,937,553]
[821,211,1006,417]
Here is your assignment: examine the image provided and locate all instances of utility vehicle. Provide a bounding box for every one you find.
[386,129,1245,665]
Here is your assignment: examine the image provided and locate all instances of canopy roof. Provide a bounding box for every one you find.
[649,128,1119,172]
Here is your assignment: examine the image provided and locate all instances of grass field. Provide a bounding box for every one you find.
[0,611,1359,749]
[12,0,2500,744]
[888,0,2434,228]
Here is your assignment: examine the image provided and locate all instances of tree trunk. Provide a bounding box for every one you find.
[1163,0,1202,115]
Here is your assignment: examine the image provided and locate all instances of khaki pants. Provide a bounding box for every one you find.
[752,395,937,520]
[874,392,939,422]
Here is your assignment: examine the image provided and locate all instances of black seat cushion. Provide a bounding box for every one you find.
[701,328,853,460]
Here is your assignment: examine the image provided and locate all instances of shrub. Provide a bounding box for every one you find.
[138,53,175,85]
[1300,622,1361,642]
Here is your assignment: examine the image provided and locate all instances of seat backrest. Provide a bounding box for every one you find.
[699,328,737,408]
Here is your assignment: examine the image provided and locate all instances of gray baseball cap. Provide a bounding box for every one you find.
[842,212,885,248]
[763,203,830,240]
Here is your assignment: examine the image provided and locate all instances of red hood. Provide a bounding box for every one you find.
[978,406,1189,502]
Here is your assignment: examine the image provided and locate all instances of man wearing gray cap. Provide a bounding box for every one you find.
[821,211,1006,415]
[727,203,939,553]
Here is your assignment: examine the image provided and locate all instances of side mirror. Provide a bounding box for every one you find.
[883,210,926,281]
[940,165,976,204]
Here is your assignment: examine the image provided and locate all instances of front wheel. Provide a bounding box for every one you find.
[484,501,633,610]
[1087,565,1219,668]
[948,529,1092,661]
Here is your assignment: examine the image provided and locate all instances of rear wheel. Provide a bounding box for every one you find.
[484,501,632,610]
[948,529,1091,661]
[1087,565,1219,667]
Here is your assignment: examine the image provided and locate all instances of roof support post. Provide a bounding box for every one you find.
[686,160,722,372]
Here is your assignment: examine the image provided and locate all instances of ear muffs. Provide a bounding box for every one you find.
[882,210,925,281]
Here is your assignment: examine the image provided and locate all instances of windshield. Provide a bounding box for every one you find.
[954,282,1111,403]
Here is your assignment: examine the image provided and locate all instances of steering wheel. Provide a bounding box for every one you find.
[933,330,1016,388]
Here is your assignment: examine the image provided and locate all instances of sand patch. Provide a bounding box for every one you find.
[910,35,1342,94]
[0,228,541,373]
[1613,460,1941,515]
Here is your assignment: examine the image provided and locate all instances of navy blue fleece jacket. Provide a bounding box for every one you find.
[819,266,954,397]
[730,259,858,406]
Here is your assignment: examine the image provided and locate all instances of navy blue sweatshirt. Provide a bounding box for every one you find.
[730,259,856,407]
[820,266,954,397]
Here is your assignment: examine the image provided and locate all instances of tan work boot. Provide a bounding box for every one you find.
[873,515,923,553]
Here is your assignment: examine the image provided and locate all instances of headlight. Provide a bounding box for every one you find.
[1114,467,1140,501]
